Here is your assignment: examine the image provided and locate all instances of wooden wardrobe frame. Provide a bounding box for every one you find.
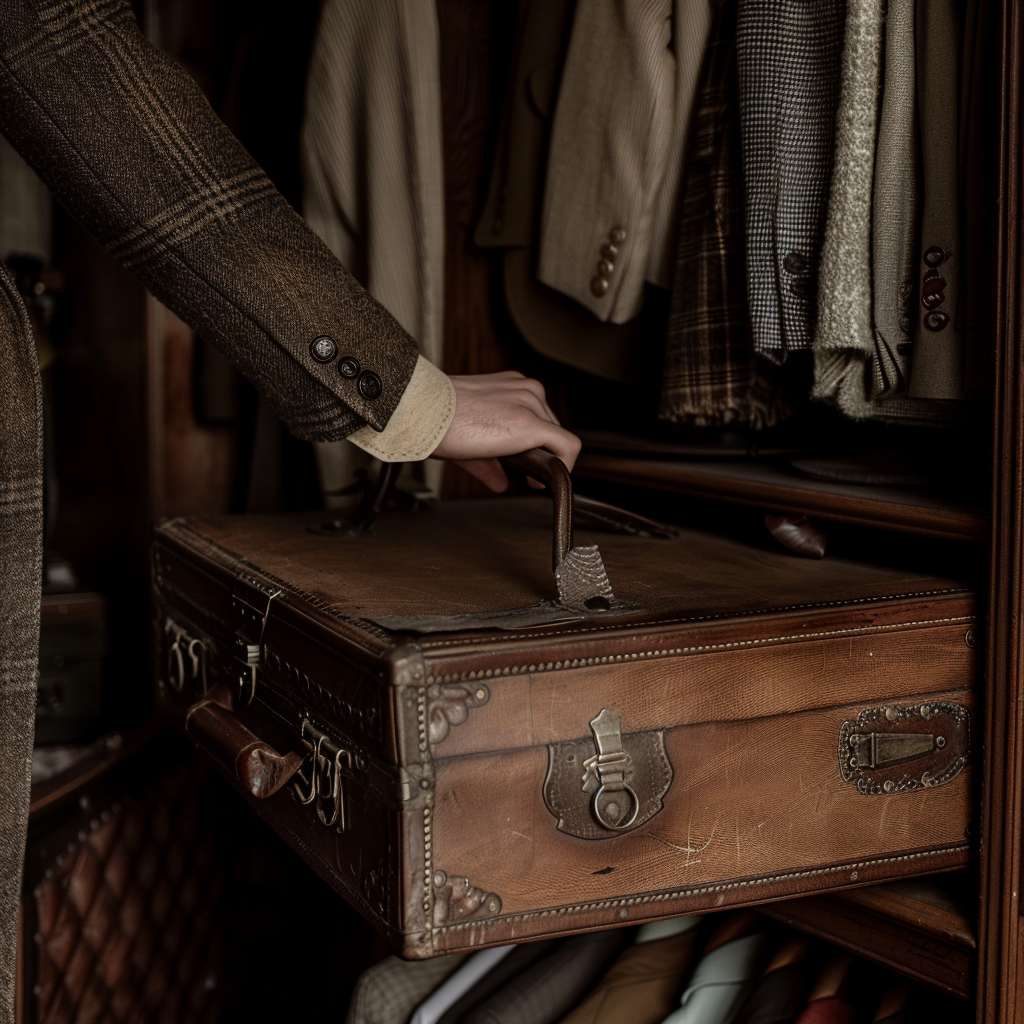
[978,1,1024,1019]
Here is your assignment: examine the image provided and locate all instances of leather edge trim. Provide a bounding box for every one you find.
[429,844,971,939]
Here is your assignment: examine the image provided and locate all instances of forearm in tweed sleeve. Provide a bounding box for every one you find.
[0,0,421,442]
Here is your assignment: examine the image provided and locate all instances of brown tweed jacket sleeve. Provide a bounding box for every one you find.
[0,0,421,442]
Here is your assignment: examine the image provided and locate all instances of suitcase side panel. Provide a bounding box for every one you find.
[154,529,438,956]
[426,686,974,952]
[425,612,978,759]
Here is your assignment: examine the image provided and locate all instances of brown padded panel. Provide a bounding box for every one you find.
[188,499,968,624]
[29,761,227,1024]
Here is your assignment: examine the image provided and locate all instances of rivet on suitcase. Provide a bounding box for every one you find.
[152,450,975,956]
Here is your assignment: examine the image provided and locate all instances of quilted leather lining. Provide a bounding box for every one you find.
[29,760,227,1024]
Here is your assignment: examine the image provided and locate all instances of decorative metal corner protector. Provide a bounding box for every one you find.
[839,702,970,795]
[431,870,502,927]
[426,683,490,745]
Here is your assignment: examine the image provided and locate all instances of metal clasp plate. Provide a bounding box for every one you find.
[291,719,357,832]
[582,709,640,831]
[231,575,281,707]
[839,702,970,795]
[544,709,672,840]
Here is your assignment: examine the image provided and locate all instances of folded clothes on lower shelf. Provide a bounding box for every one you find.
[344,908,973,1024]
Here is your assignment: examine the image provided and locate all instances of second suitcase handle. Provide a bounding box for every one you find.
[500,448,573,571]
[185,684,306,799]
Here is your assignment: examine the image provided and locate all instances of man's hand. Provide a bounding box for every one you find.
[432,372,582,491]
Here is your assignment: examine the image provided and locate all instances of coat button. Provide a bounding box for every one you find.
[923,246,947,267]
[609,226,626,244]
[924,310,950,332]
[783,251,808,274]
[600,243,618,259]
[357,370,383,400]
[338,356,360,379]
[598,259,615,276]
[590,276,609,298]
[309,336,338,363]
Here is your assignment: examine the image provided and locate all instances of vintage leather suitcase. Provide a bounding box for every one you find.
[152,451,976,957]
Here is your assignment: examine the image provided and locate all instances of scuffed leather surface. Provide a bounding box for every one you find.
[181,500,970,624]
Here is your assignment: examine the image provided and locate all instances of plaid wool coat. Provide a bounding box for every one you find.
[0,1,424,1017]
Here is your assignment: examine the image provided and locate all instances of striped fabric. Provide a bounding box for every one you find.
[737,0,846,360]
[0,0,422,443]
[660,0,793,430]
[0,271,42,1024]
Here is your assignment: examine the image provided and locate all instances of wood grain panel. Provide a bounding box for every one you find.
[575,454,990,544]
[978,1,1024,1020]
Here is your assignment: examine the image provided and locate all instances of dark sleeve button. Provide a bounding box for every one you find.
[609,226,627,244]
[923,246,947,267]
[598,259,615,276]
[357,370,383,400]
[590,276,610,298]
[310,335,338,363]
[600,243,619,259]
[924,310,950,332]
[783,251,809,274]
[338,356,360,379]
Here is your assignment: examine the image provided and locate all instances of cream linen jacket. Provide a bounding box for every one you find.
[538,0,712,324]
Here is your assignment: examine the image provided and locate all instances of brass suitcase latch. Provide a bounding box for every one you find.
[544,708,672,840]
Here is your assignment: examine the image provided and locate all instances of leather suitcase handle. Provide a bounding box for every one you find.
[184,684,306,799]
[501,448,573,570]
[499,449,677,572]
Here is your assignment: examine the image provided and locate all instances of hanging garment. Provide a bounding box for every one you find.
[791,954,857,1024]
[870,0,917,399]
[538,0,713,325]
[661,931,768,1024]
[792,998,857,1024]
[660,0,792,430]
[461,930,626,1024]
[0,274,41,1024]
[302,0,447,498]
[814,0,962,424]
[557,918,702,1024]
[730,936,815,1024]
[409,946,516,1024]
[736,0,846,360]
[344,953,470,1024]
[435,941,557,1024]
[811,0,885,414]
[908,0,964,400]
[474,0,644,382]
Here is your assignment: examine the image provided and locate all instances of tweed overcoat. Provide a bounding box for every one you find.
[0,1,426,1018]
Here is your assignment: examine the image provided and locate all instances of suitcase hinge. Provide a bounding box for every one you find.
[231,576,282,707]
[292,719,359,831]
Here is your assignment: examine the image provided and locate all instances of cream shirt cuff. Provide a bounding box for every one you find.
[347,355,456,462]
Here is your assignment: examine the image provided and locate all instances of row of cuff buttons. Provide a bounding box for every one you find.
[590,226,627,298]
[309,335,383,400]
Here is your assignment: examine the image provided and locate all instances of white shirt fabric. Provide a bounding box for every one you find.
[408,945,516,1024]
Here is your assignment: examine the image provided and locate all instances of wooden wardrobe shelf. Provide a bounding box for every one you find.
[761,876,975,999]
[574,452,990,544]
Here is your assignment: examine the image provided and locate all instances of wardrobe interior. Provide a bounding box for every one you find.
[17,0,1006,1021]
